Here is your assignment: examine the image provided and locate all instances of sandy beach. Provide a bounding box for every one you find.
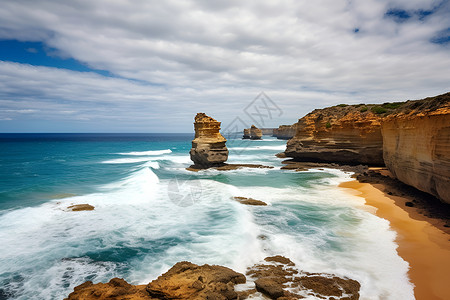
[340,180,450,300]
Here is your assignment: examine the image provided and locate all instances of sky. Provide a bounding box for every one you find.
[0,0,449,133]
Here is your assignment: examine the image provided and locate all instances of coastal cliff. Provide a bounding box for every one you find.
[274,124,297,140]
[284,92,450,203]
[189,113,228,168]
[285,105,384,165]
[382,93,450,204]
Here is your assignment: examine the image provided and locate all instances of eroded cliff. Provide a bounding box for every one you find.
[190,113,228,168]
[382,93,450,204]
[285,105,385,165]
[274,124,297,140]
[249,125,263,140]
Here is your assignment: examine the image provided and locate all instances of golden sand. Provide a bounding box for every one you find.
[339,180,450,300]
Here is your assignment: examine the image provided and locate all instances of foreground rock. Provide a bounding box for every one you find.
[249,125,262,140]
[246,256,360,299]
[67,204,94,211]
[382,93,450,204]
[65,278,148,300]
[233,196,267,206]
[285,104,385,166]
[66,262,246,300]
[190,113,228,168]
[146,262,246,299]
[67,257,360,300]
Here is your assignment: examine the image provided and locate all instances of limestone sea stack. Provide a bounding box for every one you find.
[249,125,262,140]
[285,105,384,165]
[190,113,228,168]
[382,93,450,204]
[242,128,251,139]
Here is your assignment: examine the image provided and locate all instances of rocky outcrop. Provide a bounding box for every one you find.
[249,125,262,140]
[146,262,246,299]
[67,204,94,211]
[66,262,246,300]
[190,113,228,168]
[382,93,450,204]
[242,128,250,139]
[246,256,360,299]
[285,106,384,165]
[67,257,360,300]
[233,196,267,206]
[274,124,297,140]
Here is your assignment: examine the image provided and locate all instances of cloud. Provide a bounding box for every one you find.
[0,0,449,132]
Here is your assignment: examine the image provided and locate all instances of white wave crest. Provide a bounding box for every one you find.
[117,149,172,156]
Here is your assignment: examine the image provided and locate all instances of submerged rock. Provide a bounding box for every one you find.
[233,196,267,206]
[67,204,94,211]
[189,113,228,168]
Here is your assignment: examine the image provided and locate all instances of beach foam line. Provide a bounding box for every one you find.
[101,157,155,164]
[117,149,172,156]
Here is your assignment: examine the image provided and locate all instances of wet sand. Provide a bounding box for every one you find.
[340,180,450,300]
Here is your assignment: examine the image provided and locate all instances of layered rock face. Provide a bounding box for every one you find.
[190,113,228,168]
[382,93,450,204]
[285,106,384,165]
[249,125,262,140]
[274,124,297,140]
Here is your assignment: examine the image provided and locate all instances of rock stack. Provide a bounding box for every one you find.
[189,113,228,168]
[242,128,251,139]
[249,125,262,140]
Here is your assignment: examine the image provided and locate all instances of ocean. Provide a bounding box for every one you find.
[0,133,414,299]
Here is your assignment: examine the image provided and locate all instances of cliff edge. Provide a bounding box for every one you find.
[285,105,384,165]
[382,93,450,204]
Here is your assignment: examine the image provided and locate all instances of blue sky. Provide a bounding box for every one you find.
[0,0,449,132]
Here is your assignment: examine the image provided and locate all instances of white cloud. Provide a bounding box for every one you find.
[0,0,449,131]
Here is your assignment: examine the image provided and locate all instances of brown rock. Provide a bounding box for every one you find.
[285,106,384,166]
[246,256,360,300]
[65,278,149,300]
[254,277,284,299]
[275,152,287,158]
[190,113,228,168]
[274,124,297,140]
[382,93,450,204]
[233,196,267,206]
[67,204,94,211]
[243,128,251,139]
[249,125,262,140]
[146,261,246,299]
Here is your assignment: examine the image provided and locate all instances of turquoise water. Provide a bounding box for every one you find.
[0,134,414,299]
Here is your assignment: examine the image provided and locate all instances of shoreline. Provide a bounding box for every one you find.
[339,180,450,300]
